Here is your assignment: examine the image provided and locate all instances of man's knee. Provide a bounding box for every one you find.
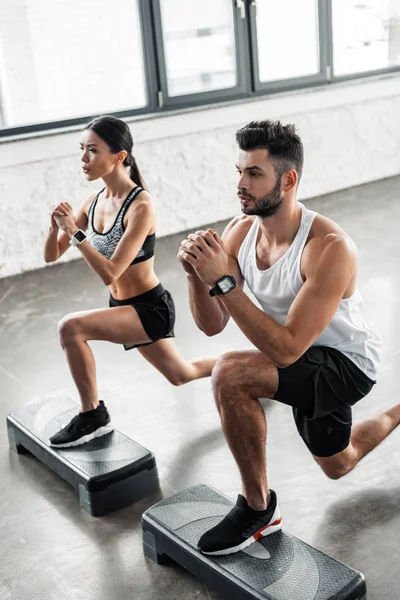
[212,351,277,403]
[58,314,82,347]
[320,463,350,480]
[314,447,357,480]
[211,352,247,393]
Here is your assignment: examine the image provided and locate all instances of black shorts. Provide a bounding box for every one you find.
[275,346,376,458]
[109,283,175,350]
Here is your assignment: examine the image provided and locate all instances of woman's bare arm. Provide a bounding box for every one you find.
[44,193,95,263]
[52,191,154,285]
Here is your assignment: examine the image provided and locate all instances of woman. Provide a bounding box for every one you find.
[44,115,215,448]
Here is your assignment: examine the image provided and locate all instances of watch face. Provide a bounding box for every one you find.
[219,277,234,294]
[74,230,86,242]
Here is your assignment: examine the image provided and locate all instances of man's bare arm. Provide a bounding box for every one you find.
[218,234,357,366]
[185,255,242,336]
[178,220,245,336]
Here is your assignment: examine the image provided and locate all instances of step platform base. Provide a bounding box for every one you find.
[7,396,159,516]
[142,484,366,600]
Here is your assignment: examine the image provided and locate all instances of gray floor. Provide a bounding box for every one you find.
[1,176,399,600]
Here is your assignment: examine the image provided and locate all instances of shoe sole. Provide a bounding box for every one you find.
[200,514,283,556]
[50,423,114,449]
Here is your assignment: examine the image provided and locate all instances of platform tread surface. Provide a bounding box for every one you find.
[9,396,150,477]
[144,484,365,600]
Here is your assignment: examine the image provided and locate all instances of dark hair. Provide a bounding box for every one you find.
[85,115,146,189]
[236,120,304,183]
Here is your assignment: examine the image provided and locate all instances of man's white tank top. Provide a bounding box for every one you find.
[237,203,381,380]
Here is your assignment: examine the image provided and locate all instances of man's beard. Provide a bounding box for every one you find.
[239,178,283,218]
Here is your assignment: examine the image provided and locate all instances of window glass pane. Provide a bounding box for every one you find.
[332,0,400,76]
[159,0,237,97]
[256,0,320,83]
[0,0,147,128]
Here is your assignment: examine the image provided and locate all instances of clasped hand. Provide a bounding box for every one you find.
[177,228,229,287]
[50,202,76,232]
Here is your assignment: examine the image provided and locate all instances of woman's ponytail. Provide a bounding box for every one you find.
[125,154,147,190]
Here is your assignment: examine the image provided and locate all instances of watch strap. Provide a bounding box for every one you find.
[209,286,220,297]
[209,275,236,297]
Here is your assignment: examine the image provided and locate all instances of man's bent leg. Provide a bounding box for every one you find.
[315,403,400,479]
[211,350,279,510]
[197,350,282,555]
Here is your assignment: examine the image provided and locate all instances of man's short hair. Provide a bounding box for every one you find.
[236,120,304,183]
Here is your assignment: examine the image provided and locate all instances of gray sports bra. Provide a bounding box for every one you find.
[86,186,155,264]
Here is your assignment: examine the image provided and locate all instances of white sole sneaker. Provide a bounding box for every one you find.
[202,505,283,556]
[50,423,114,449]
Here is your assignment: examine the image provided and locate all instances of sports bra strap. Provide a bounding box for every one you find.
[88,189,104,224]
[119,186,143,218]
[88,186,143,227]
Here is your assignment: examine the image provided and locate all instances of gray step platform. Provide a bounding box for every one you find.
[7,396,159,516]
[142,484,366,600]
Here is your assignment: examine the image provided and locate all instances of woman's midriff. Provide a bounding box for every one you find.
[108,258,160,300]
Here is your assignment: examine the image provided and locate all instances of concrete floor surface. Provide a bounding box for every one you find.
[1,176,399,599]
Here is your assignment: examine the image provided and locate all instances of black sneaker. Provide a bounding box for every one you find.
[49,401,113,448]
[197,490,282,556]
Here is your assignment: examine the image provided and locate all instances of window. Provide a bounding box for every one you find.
[159,0,237,96]
[152,0,248,108]
[254,0,320,83]
[0,0,147,128]
[332,0,400,76]
[0,0,400,136]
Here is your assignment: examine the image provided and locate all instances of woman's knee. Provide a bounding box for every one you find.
[58,314,83,347]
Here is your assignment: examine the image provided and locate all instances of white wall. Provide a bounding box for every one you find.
[1,74,400,279]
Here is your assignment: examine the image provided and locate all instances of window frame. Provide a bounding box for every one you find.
[0,0,158,138]
[151,0,251,109]
[328,0,400,82]
[0,0,399,139]
[248,0,332,94]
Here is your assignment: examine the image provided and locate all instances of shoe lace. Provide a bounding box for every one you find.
[65,414,85,431]
[227,505,270,537]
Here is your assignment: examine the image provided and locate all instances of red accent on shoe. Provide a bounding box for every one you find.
[253,518,282,541]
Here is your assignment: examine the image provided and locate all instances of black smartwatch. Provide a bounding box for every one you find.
[209,275,236,297]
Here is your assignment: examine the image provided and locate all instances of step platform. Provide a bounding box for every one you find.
[142,484,366,600]
[7,396,160,516]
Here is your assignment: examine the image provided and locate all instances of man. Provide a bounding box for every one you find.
[177,120,399,557]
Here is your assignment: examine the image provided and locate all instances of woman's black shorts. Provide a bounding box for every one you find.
[109,283,175,350]
[274,346,376,458]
